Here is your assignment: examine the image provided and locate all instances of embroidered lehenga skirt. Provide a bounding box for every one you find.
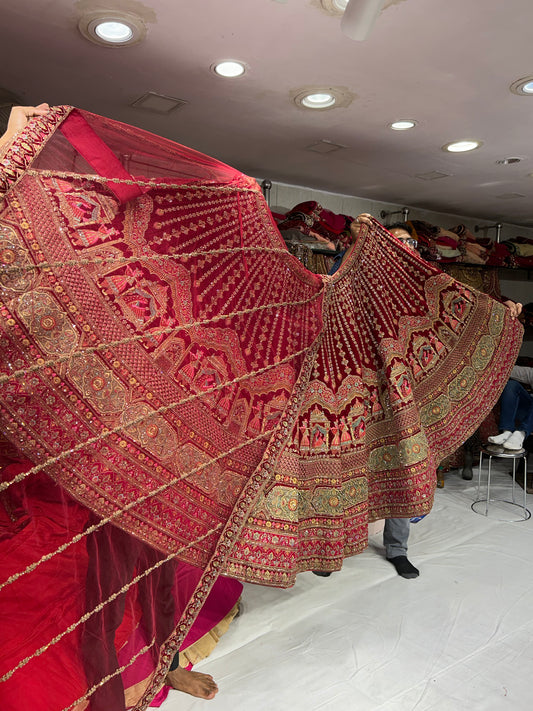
[0,107,522,709]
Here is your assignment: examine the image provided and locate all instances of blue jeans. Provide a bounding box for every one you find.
[499,379,533,438]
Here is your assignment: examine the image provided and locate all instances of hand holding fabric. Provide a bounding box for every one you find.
[504,300,523,318]
[349,213,373,241]
[0,103,50,148]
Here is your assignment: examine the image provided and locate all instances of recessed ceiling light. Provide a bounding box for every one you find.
[94,21,133,43]
[79,11,146,47]
[213,61,246,78]
[292,86,355,111]
[390,119,416,131]
[442,140,482,153]
[301,92,336,109]
[321,0,349,14]
[510,76,533,95]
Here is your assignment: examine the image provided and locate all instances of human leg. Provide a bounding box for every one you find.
[384,518,419,579]
[383,517,410,558]
[498,380,524,432]
[514,386,533,438]
[498,381,533,450]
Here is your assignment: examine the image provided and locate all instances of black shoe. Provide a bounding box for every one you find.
[461,465,473,480]
[462,450,473,480]
[386,556,419,579]
[312,571,332,577]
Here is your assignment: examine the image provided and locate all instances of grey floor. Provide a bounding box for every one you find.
[161,460,533,711]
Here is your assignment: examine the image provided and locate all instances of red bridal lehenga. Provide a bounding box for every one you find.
[0,107,523,710]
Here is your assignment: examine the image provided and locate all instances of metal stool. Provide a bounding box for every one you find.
[471,445,530,521]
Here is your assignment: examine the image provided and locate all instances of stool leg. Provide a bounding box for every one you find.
[485,455,492,516]
[523,455,528,519]
[476,450,483,501]
[511,458,517,504]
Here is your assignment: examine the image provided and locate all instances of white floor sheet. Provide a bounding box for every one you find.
[161,463,533,711]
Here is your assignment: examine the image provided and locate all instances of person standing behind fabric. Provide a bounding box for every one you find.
[365,221,522,576]
[330,216,420,579]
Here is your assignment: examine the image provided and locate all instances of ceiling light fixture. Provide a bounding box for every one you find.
[213,61,246,78]
[442,140,482,153]
[95,21,133,43]
[301,92,336,109]
[390,119,416,131]
[292,86,354,111]
[321,0,350,15]
[510,76,533,95]
[79,11,146,47]
[341,0,387,41]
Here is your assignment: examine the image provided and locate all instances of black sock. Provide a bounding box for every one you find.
[386,555,419,579]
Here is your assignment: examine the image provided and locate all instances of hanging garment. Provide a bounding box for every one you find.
[0,107,523,709]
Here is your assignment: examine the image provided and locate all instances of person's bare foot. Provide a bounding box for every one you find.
[165,666,219,699]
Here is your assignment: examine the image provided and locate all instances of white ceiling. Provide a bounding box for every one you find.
[2,0,533,225]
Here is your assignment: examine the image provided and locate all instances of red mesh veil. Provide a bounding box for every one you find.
[0,107,523,709]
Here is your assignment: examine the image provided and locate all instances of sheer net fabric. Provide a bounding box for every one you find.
[0,107,523,709]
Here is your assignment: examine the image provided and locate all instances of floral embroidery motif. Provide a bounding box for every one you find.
[16,290,79,356]
[0,222,36,293]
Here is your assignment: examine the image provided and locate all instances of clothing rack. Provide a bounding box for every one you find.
[474,223,503,243]
[261,179,272,207]
[380,207,409,223]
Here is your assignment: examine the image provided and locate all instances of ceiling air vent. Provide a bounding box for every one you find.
[305,140,347,154]
[130,92,188,114]
[415,171,451,181]
[495,157,521,165]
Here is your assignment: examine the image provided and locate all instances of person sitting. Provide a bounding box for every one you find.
[488,365,533,451]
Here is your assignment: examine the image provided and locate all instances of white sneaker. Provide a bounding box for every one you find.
[487,430,512,445]
[502,430,526,450]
